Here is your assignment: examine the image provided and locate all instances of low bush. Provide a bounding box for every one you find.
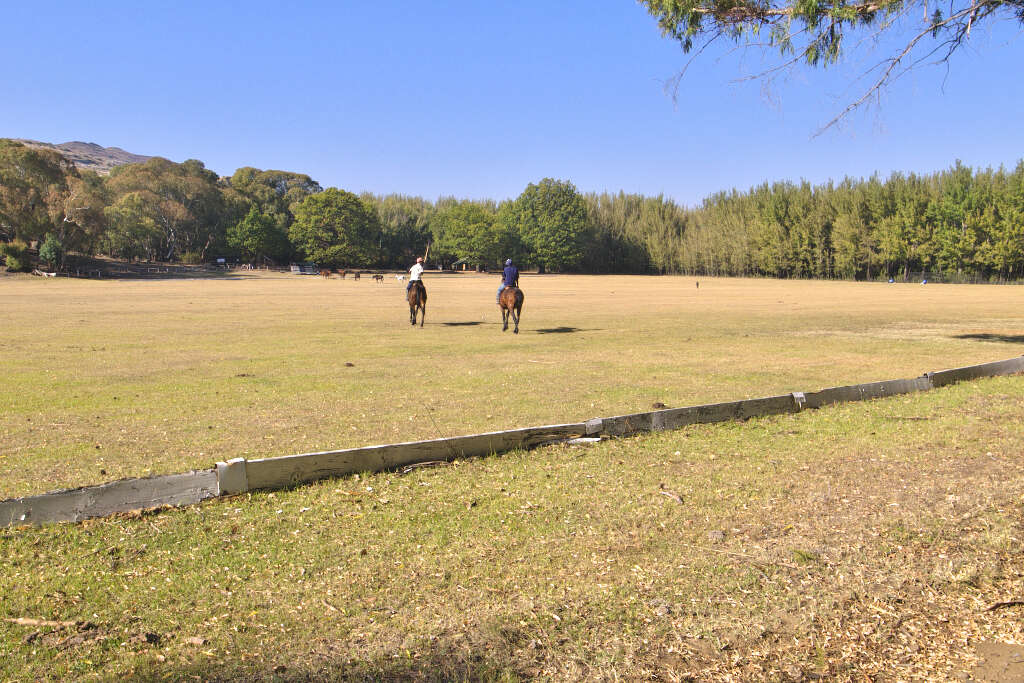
[1,240,32,272]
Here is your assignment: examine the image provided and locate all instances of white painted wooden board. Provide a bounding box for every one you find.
[804,376,933,409]
[596,394,800,436]
[244,423,588,490]
[0,471,218,526]
[927,355,1024,388]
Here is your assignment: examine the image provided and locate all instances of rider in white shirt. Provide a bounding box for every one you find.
[406,257,424,294]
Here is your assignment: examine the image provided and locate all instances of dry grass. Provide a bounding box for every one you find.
[2,272,1022,500]
[2,272,1023,680]
[1,376,1022,681]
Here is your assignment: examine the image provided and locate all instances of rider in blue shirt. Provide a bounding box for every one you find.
[497,258,519,304]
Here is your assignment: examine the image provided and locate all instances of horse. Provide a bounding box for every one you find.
[353,271,361,280]
[336,269,347,279]
[498,286,524,334]
[372,273,384,283]
[408,280,427,327]
[319,269,331,278]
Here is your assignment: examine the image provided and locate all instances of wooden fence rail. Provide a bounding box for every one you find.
[3,355,1023,527]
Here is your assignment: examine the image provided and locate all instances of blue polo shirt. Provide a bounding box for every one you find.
[502,264,519,287]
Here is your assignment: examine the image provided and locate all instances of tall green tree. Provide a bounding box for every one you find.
[290,188,382,268]
[101,192,162,262]
[501,178,588,273]
[360,193,434,268]
[227,206,293,264]
[225,167,321,245]
[59,171,109,254]
[104,158,227,261]
[0,139,75,244]
[431,201,520,270]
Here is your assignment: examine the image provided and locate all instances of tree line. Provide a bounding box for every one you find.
[1,139,1022,280]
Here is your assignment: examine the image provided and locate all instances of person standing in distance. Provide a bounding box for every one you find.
[497,258,519,304]
[406,256,425,295]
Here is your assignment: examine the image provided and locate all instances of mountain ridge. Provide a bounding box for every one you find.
[11,139,153,174]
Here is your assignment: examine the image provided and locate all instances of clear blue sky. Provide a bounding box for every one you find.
[4,1,1022,206]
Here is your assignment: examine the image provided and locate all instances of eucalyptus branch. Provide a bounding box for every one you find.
[642,0,1022,130]
[815,2,990,132]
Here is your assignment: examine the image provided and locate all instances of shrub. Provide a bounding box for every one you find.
[38,234,63,270]
[1,240,32,272]
[179,250,203,265]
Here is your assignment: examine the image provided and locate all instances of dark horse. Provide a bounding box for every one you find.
[408,280,427,327]
[498,286,524,334]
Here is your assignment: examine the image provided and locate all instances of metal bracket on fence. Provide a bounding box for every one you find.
[791,392,806,411]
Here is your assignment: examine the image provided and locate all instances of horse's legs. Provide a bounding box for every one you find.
[419,301,425,327]
[501,306,508,331]
[512,305,520,334]
[409,303,416,326]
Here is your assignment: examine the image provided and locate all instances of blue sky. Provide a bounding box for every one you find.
[3,1,1022,206]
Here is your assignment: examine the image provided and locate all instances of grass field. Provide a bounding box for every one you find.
[1,271,1022,499]
[2,272,1023,681]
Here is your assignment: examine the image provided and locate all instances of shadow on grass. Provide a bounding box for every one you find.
[440,321,487,327]
[954,333,1024,344]
[535,327,586,335]
[127,622,538,682]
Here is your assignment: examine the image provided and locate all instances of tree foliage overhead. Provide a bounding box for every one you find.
[640,0,1024,127]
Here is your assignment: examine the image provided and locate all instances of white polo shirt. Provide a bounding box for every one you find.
[409,263,424,281]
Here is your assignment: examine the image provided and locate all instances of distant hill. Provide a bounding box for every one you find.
[11,139,153,174]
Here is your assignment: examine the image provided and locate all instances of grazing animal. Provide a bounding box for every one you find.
[353,271,361,280]
[372,273,384,283]
[498,286,524,334]
[396,274,405,282]
[407,280,427,327]
[319,269,331,278]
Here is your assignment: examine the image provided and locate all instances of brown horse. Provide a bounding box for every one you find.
[408,280,427,327]
[498,286,524,334]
